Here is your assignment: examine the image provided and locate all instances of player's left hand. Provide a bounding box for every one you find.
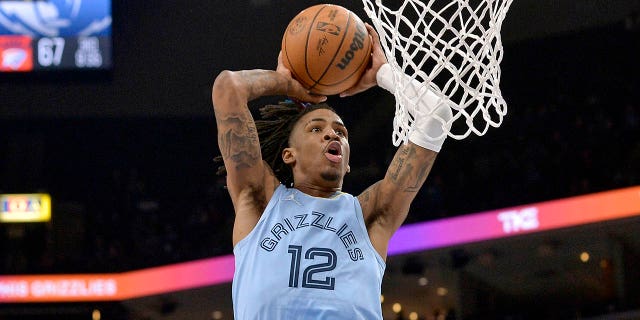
[339,23,388,97]
[277,51,327,103]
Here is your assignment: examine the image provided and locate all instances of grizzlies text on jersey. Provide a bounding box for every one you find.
[232,184,386,319]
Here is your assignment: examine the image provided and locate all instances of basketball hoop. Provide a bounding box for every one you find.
[362,0,513,145]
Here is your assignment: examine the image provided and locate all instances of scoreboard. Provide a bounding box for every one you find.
[1,35,111,71]
[0,0,112,72]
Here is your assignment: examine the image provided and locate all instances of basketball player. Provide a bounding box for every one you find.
[212,24,451,319]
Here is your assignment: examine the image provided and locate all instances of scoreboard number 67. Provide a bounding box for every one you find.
[37,37,65,67]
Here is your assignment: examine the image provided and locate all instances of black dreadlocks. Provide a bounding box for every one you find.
[215,100,335,187]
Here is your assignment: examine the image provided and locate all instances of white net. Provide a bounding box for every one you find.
[362,0,513,145]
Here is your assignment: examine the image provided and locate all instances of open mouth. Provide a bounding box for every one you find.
[325,141,343,163]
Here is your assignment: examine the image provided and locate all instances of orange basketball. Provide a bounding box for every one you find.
[281,4,372,95]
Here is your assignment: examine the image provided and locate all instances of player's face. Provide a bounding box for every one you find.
[285,108,351,187]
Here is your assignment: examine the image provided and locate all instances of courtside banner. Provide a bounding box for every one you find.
[0,194,51,223]
[0,274,118,302]
[0,186,638,302]
[388,185,640,255]
[0,256,235,303]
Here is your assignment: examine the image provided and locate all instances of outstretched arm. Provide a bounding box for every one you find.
[211,56,326,245]
[355,25,452,260]
[359,143,438,260]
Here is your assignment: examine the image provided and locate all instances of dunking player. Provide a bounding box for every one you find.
[212,24,451,319]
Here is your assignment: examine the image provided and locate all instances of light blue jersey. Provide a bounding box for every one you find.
[232,184,386,320]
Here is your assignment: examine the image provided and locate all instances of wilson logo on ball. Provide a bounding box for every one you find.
[336,23,366,70]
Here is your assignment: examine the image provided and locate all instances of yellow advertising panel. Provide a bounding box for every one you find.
[0,193,51,223]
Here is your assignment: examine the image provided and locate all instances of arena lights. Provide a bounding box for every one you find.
[392,302,402,313]
[211,310,223,319]
[0,186,638,303]
[580,252,590,263]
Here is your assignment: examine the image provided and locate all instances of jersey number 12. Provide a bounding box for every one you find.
[288,245,337,290]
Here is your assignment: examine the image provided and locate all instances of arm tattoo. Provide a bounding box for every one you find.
[406,162,430,192]
[388,144,435,192]
[360,185,373,203]
[359,183,380,227]
[218,110,261,171]
[239,70,287,100]
[388,145,410,185]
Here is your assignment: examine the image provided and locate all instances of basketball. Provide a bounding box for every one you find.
[281,4,372,95]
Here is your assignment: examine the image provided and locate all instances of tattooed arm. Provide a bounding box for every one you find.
[352,23,446,260]
[211,55,325,245]
[358,143,438,260]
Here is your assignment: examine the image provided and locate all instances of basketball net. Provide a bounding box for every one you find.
[362,0,513,145]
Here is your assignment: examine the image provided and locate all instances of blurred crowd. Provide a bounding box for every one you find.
[1,23,638,275]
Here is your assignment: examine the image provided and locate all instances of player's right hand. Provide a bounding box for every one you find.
[340,23,388,97]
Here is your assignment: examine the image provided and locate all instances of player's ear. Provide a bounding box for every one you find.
[282,147,295,165]
[346,164,350,174]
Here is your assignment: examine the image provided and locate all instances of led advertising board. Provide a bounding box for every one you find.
[0,193,51,223]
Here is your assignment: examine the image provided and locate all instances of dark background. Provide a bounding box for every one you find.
[0,0,639,275]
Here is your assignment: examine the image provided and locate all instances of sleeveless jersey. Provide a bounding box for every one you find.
[232,184,386,320]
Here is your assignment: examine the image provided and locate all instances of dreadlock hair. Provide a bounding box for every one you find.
[215,100,335,187]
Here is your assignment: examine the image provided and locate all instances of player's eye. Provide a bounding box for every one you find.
[311,127,321,133]
[335,127,348,137]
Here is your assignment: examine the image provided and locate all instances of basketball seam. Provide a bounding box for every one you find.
[306,5,351,92]
[283,24,314,89]
[316,12,370,87]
